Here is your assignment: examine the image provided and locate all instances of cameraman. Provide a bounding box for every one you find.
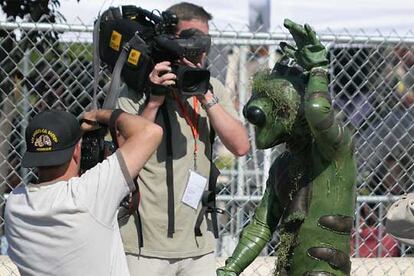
[5,109,162,275]
[117,2,250,276]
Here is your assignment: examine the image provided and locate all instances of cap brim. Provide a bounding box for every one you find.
[21,145,76,168]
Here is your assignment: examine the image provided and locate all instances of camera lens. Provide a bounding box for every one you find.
[182,71,205,92]
[172,64,210,96]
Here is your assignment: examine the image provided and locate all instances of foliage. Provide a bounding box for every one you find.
[0,0,79,21]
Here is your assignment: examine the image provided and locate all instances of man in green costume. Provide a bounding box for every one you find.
[217,19,357,276]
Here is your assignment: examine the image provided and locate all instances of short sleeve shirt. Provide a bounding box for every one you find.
[385,193,414,246]
[5,151,135,276]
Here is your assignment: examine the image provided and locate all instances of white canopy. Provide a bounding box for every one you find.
[271,0,414,35]
[0,0,387,36]
[55,0,414,35]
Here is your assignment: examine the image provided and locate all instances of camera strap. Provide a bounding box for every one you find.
[92,18,99,109]
[160,102,175,238]
[93,10,125,110]
[111,108,144,246]
[102,44,129,109]
[194,129,222,239]
[160,98,220,239]
[103,31,148,109]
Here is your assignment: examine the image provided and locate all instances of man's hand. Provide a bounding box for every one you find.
[281,19,328,70]
[180,57,213,104]
[216,268,237,276]
[181,56,202,69]
[80,110,101,133]
[148,61,176,107]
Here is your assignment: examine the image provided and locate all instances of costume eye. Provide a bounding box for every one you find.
[244,105,266,127]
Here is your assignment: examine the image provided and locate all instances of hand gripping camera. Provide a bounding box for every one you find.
[98,5,212,96]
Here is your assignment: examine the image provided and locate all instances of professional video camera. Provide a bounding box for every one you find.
[98,5,212,96]
[81,5,212,174]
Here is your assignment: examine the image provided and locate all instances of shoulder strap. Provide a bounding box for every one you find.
[161,102,175,238]
[160,101,221,239]
[130,102,174,246]
[194,127,222,238]
[92,14,102,110]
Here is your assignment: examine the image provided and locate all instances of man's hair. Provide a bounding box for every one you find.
[167,2,213,22]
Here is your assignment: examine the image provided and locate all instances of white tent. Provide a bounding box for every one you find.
[55,0,414,35]
[1,0,412,35]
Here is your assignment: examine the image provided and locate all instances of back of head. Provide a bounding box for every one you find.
[22,110,81,168]
[167,2,213,23]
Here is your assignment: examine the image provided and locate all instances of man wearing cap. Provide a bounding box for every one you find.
[386,193,414,246]
[4,109,162,276]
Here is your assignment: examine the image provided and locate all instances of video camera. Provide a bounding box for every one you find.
[98,5,212,96]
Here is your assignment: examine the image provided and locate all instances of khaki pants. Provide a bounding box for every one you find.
[126,252,215,276]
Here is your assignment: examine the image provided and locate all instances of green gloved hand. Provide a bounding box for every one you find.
[281,19,328,71]
[216,267,238,276]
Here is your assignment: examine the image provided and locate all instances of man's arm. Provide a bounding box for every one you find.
[199,90,249,156]
[82,109,163,179]
[142,60,249,156]
[385,193,414,246]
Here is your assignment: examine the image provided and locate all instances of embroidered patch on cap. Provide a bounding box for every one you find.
[31,128,58,152]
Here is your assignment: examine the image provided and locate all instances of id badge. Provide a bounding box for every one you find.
[182,170,207,209]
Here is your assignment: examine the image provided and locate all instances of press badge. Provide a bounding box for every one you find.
[182,170,207,209]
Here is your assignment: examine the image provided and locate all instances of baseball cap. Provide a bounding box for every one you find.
[22,110,82,168]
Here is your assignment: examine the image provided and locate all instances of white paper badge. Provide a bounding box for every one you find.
[182,170,207,209]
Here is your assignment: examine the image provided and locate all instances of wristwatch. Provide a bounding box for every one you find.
[202,94,219,110]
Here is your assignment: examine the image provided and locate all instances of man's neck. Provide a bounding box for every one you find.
[37,162,78,183]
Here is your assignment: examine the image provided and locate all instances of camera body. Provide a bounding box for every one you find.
[80,127,107,174]
[98,5,211,96]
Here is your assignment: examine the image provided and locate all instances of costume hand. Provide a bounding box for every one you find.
[216,268,238,276]
[282,19,328,70]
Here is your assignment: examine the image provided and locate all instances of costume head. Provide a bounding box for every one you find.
[243,56,308,149]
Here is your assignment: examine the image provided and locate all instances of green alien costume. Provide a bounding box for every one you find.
[217,20,357,276]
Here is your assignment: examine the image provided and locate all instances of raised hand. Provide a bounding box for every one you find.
[281,19,328,70]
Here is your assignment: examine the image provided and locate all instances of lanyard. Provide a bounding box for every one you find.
[174,95,200,170]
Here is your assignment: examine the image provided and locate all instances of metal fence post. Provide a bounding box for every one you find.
[20,50,30,185]
[236,45,249,235]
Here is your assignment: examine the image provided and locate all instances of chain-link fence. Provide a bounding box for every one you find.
[1,21,414,274]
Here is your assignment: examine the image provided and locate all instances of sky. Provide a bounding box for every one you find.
[1,0,414,35]
[59,0,249,30]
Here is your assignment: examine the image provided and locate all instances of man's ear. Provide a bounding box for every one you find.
[73,141,82,165]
